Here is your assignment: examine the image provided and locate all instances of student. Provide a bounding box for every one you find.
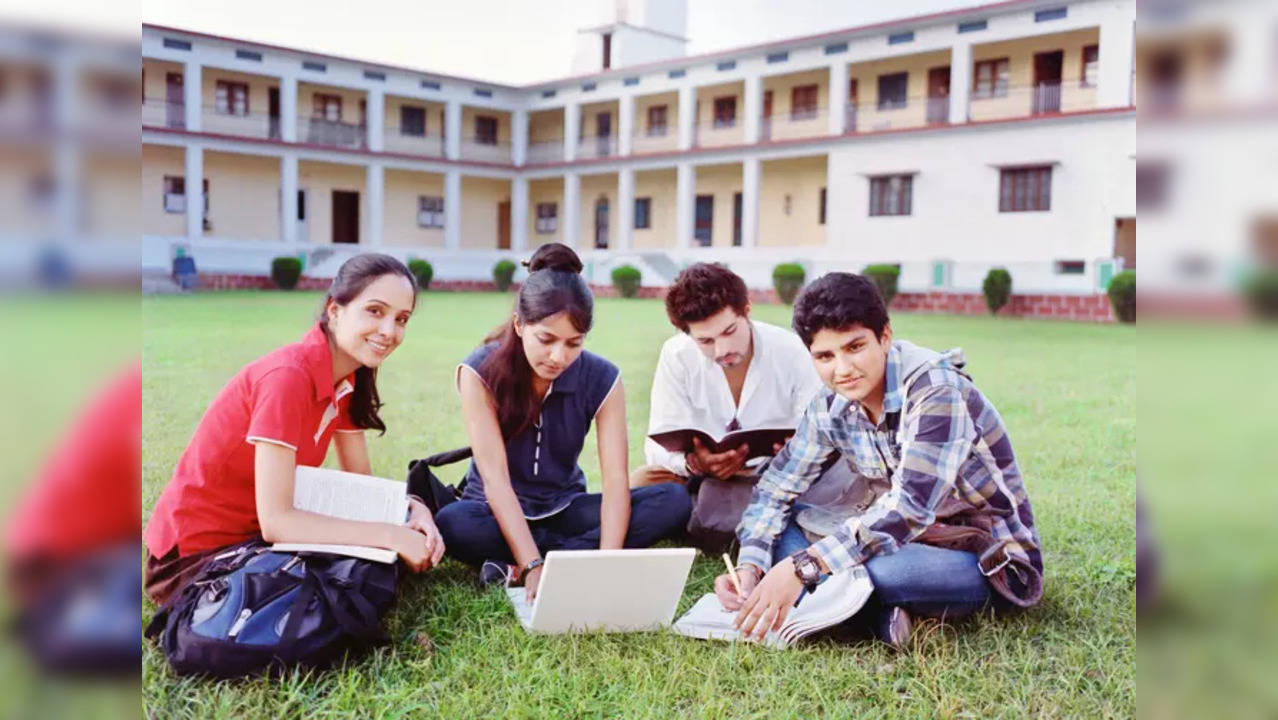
[144,254,444,605]
[713,272,1043,647]
[435,243,690,598]
[630,263,857,551]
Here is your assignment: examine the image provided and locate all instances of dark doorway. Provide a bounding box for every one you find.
[596,112,612,157]
[1114,217,1135,270]
[927,66,951,124]
[732,192,743,246]
[761,90,773,141]
[847,78,858,133]
[1032,50,1064,114]
[1148,49,1184,114]
[497,200,511,250]
[165,72,184,128]
[694,194,714,247]
[268,87,280,139]
[594,196,609,249]
[332,190,360,244]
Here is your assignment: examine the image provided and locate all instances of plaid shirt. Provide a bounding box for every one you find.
[737,341,1042,581]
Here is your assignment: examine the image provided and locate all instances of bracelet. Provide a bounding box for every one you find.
[517,557,544,583]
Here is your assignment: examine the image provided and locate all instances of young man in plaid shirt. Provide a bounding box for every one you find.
[713,272,1043,647]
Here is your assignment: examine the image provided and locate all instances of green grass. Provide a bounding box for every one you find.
[142,291,1135,719]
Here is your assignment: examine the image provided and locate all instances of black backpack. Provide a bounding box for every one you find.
[405,447,472,515]
[145,541,398,679]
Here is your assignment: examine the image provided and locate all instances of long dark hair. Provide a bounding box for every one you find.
[479,243,593,439]
[317,253,417,435]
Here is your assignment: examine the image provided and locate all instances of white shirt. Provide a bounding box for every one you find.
[644,319,826,475]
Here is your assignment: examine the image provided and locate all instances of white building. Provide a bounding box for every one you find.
[141,0,1138,319]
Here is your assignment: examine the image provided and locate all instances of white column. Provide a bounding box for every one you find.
[677,85,695,150]
[675,162,695,248]
[949,43,971,124]
[828,61,849,134]
[1096,11,1135,108]
[183,61,201,132]
[618,94,634,156]
[281,154,298,243]
[511,176,529,251]
[280,75,298,142]
[562,171,581,248]
[741,157,760,248]
[444,101,462,160]
[512,109,529,166]
[366,88,384,152]
[184,144,203,239]
[563,102,579,162]
[744,73,762,144]
[1226,12,1271,105]
[444,170,462,249]
[616,168,634,251]
[366,162,384,246]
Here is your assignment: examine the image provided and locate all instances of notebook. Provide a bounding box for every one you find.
[269,466,409,564]
[672,566,874,649]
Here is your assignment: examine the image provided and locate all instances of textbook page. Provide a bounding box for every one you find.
[269,466,409,563]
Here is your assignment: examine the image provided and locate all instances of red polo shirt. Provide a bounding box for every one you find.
[144,323,360,558]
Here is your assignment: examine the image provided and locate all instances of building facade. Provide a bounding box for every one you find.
[141,0,1138,319]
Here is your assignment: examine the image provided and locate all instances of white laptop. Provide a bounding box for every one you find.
[505,548,696,634]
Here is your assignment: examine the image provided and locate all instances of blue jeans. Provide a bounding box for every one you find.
[437,483,692,567]
[773,513,990,619]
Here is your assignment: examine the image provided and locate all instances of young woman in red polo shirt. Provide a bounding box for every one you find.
[144,253,443,604]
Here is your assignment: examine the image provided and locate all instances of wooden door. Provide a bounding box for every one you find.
[596,112,612,156]
[694,194,713,247]
[1032,51,1064,114]
[497,200,511,249]
[761,90,773,140]
[268,87,280,139]
[165,72,184,128]
[332,190,360,244]
[927,66,950,124]
[594,197,609,249]
[847,78,859,133]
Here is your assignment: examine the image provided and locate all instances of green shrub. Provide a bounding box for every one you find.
[862,264,901,306]
[492,259,517,292]
[1243,269,1278,321]
[407,259,433,292]
[271,256,303,290]
[982,267,1012,315]
[610,264,642,298]
[1107,270,1136,323]
[772,263,806,305]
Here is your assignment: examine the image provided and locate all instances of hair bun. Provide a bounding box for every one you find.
[525,243,583,274]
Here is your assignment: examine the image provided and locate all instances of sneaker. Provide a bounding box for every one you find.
[479,560,512,587]
[877,606,913,650]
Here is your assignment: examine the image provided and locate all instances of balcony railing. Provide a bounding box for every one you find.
[843,95,953,133]
[759,106,830,142]
[459,136,511,163]
[142,99,185,129]
[631,127,677,155]
[202,108,281,139]
[575,134,616,160]
[967,82,1096,123]
[526,139,564,164]
[301,117,367,149]
[383,126,444,157]
[691,117,745,149]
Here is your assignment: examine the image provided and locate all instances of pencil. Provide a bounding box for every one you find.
[722,553,744,596]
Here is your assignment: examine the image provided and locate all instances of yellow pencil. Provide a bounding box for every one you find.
[722,553,743,596]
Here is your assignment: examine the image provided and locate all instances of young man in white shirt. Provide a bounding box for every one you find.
[631,263,852,550]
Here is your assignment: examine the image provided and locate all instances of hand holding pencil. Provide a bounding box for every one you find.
[713,553,761,612]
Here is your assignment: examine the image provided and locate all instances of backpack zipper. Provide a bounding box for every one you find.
[227,608,252,638]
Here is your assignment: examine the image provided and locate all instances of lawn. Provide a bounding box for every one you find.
[142,291,1135,719]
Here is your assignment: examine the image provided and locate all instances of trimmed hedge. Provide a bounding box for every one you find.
[493,259,517,292]
[862,264,901,306]
[407,259,433,292]
[982,267,1012,315]
[271,256,302,290]
[1243,269,1278,320]
[1107,270,1136,323]
[772,263,806,305]
[611,264,642,298]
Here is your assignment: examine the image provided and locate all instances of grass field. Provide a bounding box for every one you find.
[141,291,1135,719]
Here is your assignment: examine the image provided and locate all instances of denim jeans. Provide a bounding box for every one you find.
[772,510,990,619]
[436,483,692,567]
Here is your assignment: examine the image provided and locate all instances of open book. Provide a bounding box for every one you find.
[672,567,874,649]
[269,466,409,564]
[648,426,794,459]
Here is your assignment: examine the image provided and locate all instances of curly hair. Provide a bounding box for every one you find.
[791,272,889,347]
[663,263,750,333]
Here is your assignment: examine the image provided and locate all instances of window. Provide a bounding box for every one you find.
[215,80,248,116]
[313,93,341,121]
[999,166,1052,212]
[634,197,651,229]
[163,176,208,215]
[877,72,908,110]
[790,84,818,120]
[869,175,913,216]
[417,196,444,228]
[1136,162,1169,211]
[535,202,558,233]
[713,96,737,128]
[475,115,498,145]
[973,58,1009,98]
[400,106,425,136]
[1081,45,1100,87]
[819,187,827,224]
[1054,260,1085,274]
[647,105,668,136]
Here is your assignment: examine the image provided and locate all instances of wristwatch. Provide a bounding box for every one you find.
[790,550,822,593]
[516,557,543,583]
